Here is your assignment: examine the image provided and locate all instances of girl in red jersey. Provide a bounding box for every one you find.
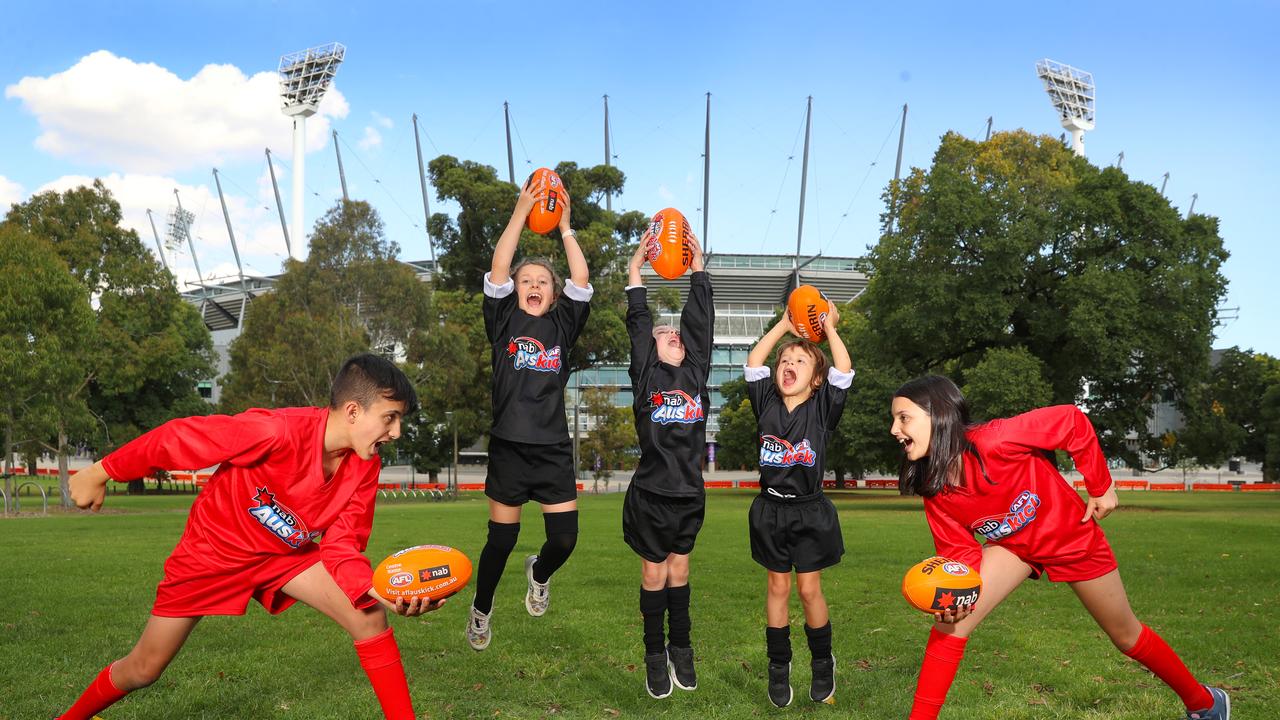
[58,354,442,720]
[466,172,592,651]
[890,375,1230,720]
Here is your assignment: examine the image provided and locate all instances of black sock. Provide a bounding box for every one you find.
[804,622,833,661]
[666,584,692,649]
[766,625,792,666]
[472,520,520,614]
[640,588,668,656]
[531,510,578,583]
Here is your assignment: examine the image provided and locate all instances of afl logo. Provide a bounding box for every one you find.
[388,572,414,588]
[941,562,968,576]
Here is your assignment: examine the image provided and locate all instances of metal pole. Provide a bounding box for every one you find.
[291,117,306,258]
[1187,193,1198,218]
[985,116,993,141]
[146,209,169,271]
[603,94,612,212]
[888,103,908,232]
[265,148,292,259]
[1116,151,1124,169]
[452,421,459,494]
[504,101,515,185]
[572,380,580,481]
[212,168,249,330]
[173,189,205,294]
[793,96,812,291]
[1160,172,1170,197]
[412,113,437,263]
[703,92,711,252]
[333,129,349,203]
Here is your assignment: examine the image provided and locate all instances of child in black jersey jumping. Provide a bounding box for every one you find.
[744,304,852,708]
[467,172,592,651]
[623,228,712,699]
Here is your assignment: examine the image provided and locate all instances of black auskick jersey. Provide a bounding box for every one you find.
[747,366,852,500]
[626,272,713,498]
[484,273,592,445]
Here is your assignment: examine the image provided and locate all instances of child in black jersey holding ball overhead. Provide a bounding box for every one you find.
[466,172,592,651]
[623,227,712,699]
[745,303,852,708]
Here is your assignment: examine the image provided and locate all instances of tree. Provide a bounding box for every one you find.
[961,347,1054,422]
[1260,383,1280,481]
[861,130,1229,468]
[3,181,215,502]
[0,226,94,502]
[578,386,634,492]
[220,200,432,411]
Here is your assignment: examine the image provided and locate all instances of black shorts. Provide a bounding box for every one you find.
[485,436,576,506]
[749,494,844,573]
[623,484,705,562]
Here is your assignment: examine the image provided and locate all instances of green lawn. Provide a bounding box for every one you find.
[2,490,1277,719]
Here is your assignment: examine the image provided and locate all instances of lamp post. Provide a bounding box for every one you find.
[444,411,457,494]
[1035,59,1095,158]
[278,43,345,257]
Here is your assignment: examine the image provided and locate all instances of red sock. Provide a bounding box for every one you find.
[60,663,128,720]
[354,627,416,720]
[1122,624,1212,711]
[909,628,969,720]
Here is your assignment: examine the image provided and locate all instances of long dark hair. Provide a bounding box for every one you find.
[894,375,989,497]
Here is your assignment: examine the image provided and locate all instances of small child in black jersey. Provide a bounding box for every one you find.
[623,228,712,699]
[744,304,852,708]
[467,172,592,651]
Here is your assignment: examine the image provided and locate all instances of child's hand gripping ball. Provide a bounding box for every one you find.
[902,556,982,614]
[786,284,830,342]
[525,167,567,235]
[645,207,694,279]
[373,545,473,602]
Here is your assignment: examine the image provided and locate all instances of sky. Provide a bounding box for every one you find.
[2,0,1276,355]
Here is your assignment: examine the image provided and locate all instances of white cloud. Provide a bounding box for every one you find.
[370,111,394,129]
[357,126,383,151]
[657,184,676,202]
[6,50,348,174]
[36,172,295,290]
[0,175,24,213]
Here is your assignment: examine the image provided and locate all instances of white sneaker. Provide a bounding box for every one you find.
[524,554,549,617]
[466,605,491,651]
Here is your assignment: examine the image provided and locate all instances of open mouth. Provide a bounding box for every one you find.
[781,368,797,388]
[898,437,914,454]
[526,292,544,310]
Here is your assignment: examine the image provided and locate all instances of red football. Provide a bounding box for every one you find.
[645,207,694,280]
[525,167,566,235]
[372,545,473,602]
[902,556,982,614]
[786,284,829,342]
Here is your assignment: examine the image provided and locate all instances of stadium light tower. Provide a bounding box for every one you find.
[1035,59,1095,158]
[278,42,345,258]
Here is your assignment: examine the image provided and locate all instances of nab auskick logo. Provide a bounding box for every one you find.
[508,336,561,373]
[248,487,320,548]
[650,390,705,425]
[972,490,1042,541]
[759,435,816,468]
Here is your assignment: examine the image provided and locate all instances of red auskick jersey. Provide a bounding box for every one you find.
[923,405,1115,573]
[102,407,381,609]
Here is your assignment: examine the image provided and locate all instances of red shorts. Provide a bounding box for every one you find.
[1020,533,1118,583]
[151,541,321,618]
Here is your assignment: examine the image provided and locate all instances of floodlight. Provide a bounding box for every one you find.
[278,43,345,258]
[1035,59,1095,157]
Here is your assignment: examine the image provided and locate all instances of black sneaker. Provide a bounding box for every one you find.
[667,644,697,691]
[767,662,793,708]
[810,654,835,704]
[645,651,673,699]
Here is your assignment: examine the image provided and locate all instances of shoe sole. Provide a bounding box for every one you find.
[646,681,673,700]
[811,655,835,704]
[668,658,697,691]
[769,661,793,708]
[524,555,547,617]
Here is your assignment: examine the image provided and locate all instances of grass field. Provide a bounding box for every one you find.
[2,489,1277,719]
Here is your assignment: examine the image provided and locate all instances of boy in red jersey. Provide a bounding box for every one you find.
[890,375,1230,720]
[59,353,441,720]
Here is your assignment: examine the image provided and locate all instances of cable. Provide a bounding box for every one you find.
[822,109,900,254]
[760,105,808,252]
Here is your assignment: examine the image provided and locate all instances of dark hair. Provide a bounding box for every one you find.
[893,375,989,497]
[330,353,419,415]
[774,339,829,391]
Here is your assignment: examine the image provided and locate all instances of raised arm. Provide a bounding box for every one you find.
[822,300,852,374]
[490,176,544,285]
[559,193,589,288]
[747,315,797,368]
[627,230,649,288]
[680,233,713,373]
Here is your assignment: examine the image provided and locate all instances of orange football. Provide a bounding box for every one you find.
[645,207,694,280]
[372,545,473,602]
[525,167,567,235]
[786,285,830,342]
[902,556,982,614]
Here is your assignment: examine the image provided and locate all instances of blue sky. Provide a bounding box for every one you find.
[2,1,1276,355]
